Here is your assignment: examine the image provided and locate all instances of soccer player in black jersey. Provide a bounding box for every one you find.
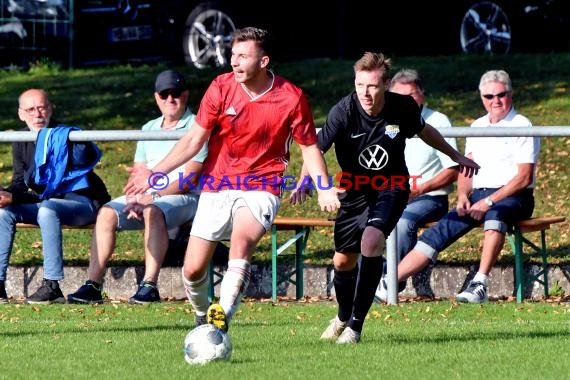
[290,52,479,343]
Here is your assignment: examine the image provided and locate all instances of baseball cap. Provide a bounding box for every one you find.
[155,70,187,93]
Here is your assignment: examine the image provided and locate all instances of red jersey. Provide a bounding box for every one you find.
[195,72,317,195]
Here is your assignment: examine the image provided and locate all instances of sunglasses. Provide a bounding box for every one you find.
[481,91,509,100]
[158,89,184,99]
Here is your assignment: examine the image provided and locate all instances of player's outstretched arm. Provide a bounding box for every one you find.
[124,122,210,195]
[418,124,480,178]
[298,143,342,212]
[289,162,313,205]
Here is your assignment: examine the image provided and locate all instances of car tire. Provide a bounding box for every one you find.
[460,1,511,55]
[182,1,235,69]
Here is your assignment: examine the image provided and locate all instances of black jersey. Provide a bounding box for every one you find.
[318,91,424,190]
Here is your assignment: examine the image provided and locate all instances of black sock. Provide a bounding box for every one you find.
[44,279,60,290]
[90,280,101,289]
[333,266,358,322]
[349,256,383,333]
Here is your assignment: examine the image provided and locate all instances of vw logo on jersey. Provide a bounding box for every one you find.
[358,145,389,170]
[385,124,400,139]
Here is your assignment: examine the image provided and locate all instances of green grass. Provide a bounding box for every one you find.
[0,301,569,379]
[0,54,569,267]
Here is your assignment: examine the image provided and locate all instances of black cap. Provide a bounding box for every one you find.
[155,70,187,93]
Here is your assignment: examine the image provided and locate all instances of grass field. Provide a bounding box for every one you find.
[0,54,568,267]
[1,300,569,379]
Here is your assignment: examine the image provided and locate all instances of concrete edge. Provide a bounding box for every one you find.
[4,263,570,302]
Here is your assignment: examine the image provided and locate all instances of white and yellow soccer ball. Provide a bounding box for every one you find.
[183,324,232,365]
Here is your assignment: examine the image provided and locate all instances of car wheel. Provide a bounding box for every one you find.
[183,2,235,69]
[460,1,511,54]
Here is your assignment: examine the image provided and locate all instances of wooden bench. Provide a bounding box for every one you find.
[15,215,566,303]
[16,217,337,302]
[206,216,335,301]
[419,216,566,302]
[263,215,565,303]
[16,223,96,229]
[270,217,335,301]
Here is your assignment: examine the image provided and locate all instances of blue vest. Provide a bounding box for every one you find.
[34,125,102,200]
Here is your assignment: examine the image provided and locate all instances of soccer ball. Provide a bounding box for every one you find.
[183,324,232,365]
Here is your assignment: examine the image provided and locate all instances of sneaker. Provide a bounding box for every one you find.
[320,316,347,340]
[67,280,104,304]
[336,327,361,344]
[374,277,407,304]
[129,281,160,304]
[207,303,228,332]
[456,281,488,303]
[0,281,7,304]
[25,279,66,304]
[195,314,207,327]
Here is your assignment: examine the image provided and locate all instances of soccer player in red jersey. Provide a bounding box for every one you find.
[125,27,341,331]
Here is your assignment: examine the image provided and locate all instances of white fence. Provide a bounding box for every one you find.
[1,126,570,143]
[1,127,569,303]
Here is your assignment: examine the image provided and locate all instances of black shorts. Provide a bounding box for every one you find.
[333,188,409,254]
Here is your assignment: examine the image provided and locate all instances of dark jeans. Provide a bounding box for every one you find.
[417,188,534,262]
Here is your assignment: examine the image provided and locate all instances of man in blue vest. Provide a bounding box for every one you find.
[0,88,110,304]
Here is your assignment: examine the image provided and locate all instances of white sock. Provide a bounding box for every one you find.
[182,268,209,317]
[473,272,489,286]
[219,259,251,322]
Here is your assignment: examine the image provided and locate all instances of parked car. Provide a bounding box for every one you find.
[0,0,568,70]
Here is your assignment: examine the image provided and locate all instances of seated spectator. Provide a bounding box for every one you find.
[375,68,459,301]
[0,88,110,304]
[67,70,207,304]
[376,69,540,303]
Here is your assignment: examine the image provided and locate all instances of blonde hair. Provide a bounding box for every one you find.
[354,52,392,82]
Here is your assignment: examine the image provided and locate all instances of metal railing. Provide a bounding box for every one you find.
[1,126,569,304]
[2,126,570,143]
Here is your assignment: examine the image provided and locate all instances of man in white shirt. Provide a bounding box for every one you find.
[375,69,459,302]
[378,69,539,303]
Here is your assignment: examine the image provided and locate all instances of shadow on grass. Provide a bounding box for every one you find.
[382,328,570,345]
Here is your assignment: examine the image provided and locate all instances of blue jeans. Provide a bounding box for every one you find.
[384,194,448,273]
[416,188,535,261]
[0,193,97,281]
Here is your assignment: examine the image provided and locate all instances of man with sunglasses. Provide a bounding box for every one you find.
[68,70,208,304]
[0,88,110,304]
[380,69,540,303]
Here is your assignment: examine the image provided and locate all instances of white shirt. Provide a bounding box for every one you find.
[405,106,458,196]
[465,107,540,189]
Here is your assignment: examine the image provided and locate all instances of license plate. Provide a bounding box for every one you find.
[109,25,152,42]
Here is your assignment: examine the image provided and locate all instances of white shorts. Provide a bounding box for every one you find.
[190,190,280,241]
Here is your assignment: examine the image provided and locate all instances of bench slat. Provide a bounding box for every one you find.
[515,216,566,233]
[16,216,564,232]
[15,215,565,303]
[421,216,566,233]
[16,223,95,229]
[272,216,335,229]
